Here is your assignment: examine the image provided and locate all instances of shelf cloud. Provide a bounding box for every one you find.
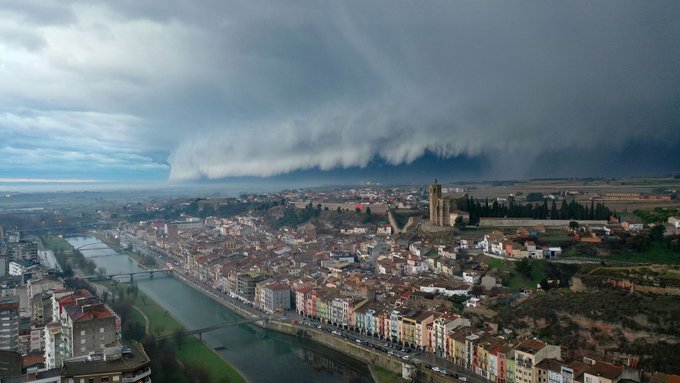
[1,1,678,181]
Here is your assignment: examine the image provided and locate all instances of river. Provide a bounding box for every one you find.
[66,236,373,383]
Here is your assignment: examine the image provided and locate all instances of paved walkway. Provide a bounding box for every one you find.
[132,305,150,334]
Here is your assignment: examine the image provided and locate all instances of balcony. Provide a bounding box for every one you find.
[122,368,151,383]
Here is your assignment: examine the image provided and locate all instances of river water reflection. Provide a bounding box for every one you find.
[66,236,373,383]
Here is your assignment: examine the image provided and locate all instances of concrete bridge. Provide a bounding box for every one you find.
[158,317,267,340]
[81,268,173,282]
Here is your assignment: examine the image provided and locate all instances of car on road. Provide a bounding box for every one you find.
[401,355,410,360]
[432,367,442,372]
[458,376,467,382]
[355,339,362,344]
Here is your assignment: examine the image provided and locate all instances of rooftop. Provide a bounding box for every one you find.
[516,339,547,354]
[62,342,150,377]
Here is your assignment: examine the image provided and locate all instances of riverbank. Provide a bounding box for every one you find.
[49,236,250,383]
[173,265,462,383]
[98,280,251,383]
[174,272,401,379]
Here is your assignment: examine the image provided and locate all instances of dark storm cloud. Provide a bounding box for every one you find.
[1,1,678,181]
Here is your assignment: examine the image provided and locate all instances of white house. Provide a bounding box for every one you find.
[463,270,481,285]
[668,217,680,230]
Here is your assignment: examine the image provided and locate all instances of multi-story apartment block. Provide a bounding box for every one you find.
[236,272,267,302]
[499,341,519,383]
[262,283,291,314]
[348,298,367,330]
[44,322,63,369]
[62,297,119,360]
[535,358,585,383]
[429,314,470,357]
[5,241,38,261]
[295,287,311,315]
[447,326,474,366]
[255,280,289,313]
[45,291,120,369]
[477,336,508,381]
[316,294,333,322]
[465,333,480,371]
[582,358,624,383]
[331,297,350,328]
[0,296,20,351]
[514,339,561,383]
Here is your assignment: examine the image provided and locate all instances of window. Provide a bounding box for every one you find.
[101,378,109,382]
[81,339,86,344]
[80,330,86,336]
[100,327,104,333]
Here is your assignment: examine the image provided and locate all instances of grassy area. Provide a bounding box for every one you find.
[123,250,143,264]
[177,337,247,383]
[41,235,73,252]
[486,257,546,289]
[99,280,182,336]
[487,258,513,272]
[508,261,546,289]
[370,365,405,383]
[609,243,680,265]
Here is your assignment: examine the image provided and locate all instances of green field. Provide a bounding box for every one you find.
[609,244,680,265]
[177,338,248,383]
[486,257,547,289]
[508,261,546,289]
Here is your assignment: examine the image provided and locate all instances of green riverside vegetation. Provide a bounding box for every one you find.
[99,280,247,383]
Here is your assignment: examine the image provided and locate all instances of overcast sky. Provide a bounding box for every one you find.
[1,1,678,186]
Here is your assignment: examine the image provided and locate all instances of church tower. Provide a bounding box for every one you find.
[429,179,442,225]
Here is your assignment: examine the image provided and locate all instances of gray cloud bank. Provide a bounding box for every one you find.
[1,1,678,181]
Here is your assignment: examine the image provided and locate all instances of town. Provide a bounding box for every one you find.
[0,177,678,383]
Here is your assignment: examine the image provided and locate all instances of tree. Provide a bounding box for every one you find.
[336,206,342,214]
[515,258,532,279]
[454,216,466,229]
[651,224,666,242]
[365,207,372,216]
[173,328,187,350]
